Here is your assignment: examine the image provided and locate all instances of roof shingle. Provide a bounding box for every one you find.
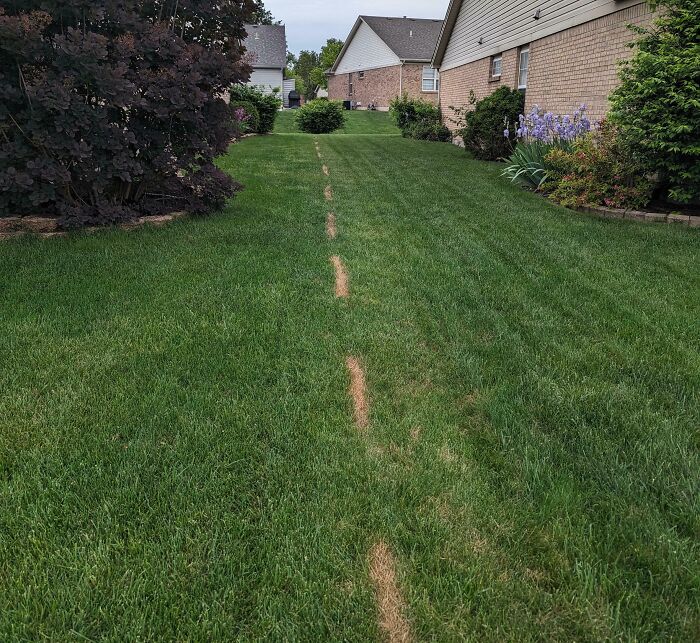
[360,16,443,61]
[243,24,287,69]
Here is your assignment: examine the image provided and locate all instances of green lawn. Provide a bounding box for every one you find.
[275,108,400,135]
[1,121,698,640]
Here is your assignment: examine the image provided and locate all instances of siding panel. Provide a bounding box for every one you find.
[441,0,645,71]
[248,69,284,99]
[335,22,400,74]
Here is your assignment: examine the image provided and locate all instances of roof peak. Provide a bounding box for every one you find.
[361,15,442,22]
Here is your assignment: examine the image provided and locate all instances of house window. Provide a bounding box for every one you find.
[358,71,365,79]
[491,55,502,79]
[348,72,353,96]
[422,66,439,92]
[518,46,530,89]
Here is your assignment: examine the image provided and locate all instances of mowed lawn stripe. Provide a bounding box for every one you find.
[319,124,698,640]
[0,133,380,640]
[0,112,697,640]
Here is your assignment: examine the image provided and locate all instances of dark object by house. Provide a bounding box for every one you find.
[343,100,352,110]
[288,90,301,108]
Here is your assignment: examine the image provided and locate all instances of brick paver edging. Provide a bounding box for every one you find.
[575,205,700,228]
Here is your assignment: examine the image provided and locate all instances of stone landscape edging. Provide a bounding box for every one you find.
[574,204,700,228]
[0,211,189,241]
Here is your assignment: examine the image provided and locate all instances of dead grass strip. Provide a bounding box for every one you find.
[322,164,330,176]
[346,356,368,430]
[368,540,412,643]
[331,255,349,299]
[324,185,333,202]
[326,213,337,240]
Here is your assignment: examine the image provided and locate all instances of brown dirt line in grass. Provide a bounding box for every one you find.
[346,356,369,430]
[326,213,337,240]
[369,540,412,643]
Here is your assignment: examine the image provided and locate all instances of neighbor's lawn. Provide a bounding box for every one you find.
[0,123,698,640]
[274,108,400,135]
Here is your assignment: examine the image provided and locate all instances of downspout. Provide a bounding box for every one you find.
[399,61,404,96]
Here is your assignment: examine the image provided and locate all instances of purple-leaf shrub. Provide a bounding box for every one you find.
[0,1,257,226]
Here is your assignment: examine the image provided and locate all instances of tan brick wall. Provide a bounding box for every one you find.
[440,4,655,129]
[328,64,438,111]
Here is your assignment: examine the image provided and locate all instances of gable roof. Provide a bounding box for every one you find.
[432,0,462,68]
[331,16,443,73]
[243,24,287,69]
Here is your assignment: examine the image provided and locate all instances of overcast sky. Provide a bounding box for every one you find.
[264,0,450,54]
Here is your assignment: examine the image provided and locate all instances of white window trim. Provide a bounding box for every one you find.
[491,54,502,79]
[518,46,530,90]
[422,66,439,93]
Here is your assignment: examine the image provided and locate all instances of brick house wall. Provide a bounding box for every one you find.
[440,4,655,130]
[328,63,438,111]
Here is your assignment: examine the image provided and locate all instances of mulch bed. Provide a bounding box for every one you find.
[0,212,188,241]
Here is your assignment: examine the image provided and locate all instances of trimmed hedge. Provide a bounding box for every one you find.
[295,100,346,134]
[389,95,451,143]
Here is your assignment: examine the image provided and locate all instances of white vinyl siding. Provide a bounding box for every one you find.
[335,21,400,74]
[248,69,284,99]
[440,0,645,72]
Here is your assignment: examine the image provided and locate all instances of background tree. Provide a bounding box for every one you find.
[250,1,279,25]
[316,38,344,89]
[0,0,257,226]
[292,50,321,99]
[610,0,700,203]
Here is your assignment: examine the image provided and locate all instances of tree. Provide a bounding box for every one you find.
[308,38,344,90]
[319,39,343,75]
[610,0,700,203]
[250,1,279,25]
[293,50,321,99]
[0,0,257,226]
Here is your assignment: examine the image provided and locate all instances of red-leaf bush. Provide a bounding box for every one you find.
[0,1,257,228]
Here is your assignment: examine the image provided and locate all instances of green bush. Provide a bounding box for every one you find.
[389,96,451,143]
[389,95,439,129]
[610,0,700,203]
[295,100,346,134]
[456,87,524,160]
[229,85,281,134]
[230,100,260,134]
[404,121,452,142]
[543,121,654,210]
